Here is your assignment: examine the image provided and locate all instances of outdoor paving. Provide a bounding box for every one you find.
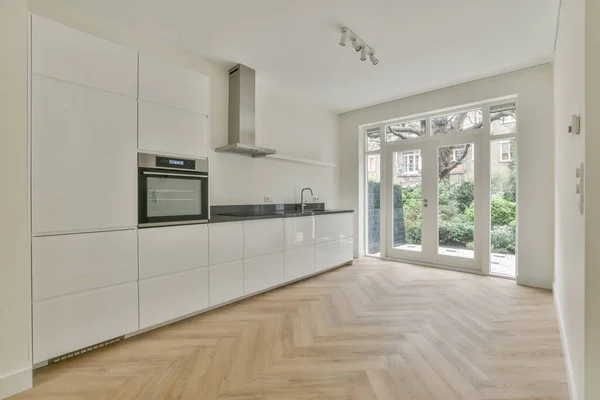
[385,244,516,277]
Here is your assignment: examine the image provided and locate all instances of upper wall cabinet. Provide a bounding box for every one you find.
[138,100,209,158]
[32,75,137,235]
[138,53,210,115]
[31,15,137,98]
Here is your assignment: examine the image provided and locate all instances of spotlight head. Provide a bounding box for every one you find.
[339,28,348,46]
[352,40,363,52]
[369,54,379,65]
[360,48,367,61]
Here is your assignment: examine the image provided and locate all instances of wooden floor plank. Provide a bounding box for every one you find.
[10,258,568,400]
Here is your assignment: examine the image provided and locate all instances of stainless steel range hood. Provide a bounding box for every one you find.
[215,64,276,158]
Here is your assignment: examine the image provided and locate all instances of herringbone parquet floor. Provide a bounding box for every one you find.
[11,258,569,400]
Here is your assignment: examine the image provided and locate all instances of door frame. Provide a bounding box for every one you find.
[383,129,486,272]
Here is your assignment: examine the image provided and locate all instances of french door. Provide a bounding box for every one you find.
[384,131,485,271]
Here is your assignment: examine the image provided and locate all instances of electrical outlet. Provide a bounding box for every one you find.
[313,196,320,202]
[264,196,273,203]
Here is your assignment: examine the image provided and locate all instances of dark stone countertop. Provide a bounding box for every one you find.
[208,204,354,224]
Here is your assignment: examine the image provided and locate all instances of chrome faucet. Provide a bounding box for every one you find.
[301,188,314,212]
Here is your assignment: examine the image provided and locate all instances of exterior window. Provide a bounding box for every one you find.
[386,119,427,142]
[431,109,483,135]
[366,127,381,151]
[368,155,376,172]
[451,148,464,162]
[500,141,514,162]
[398,151,421,175]
[491,103,517,135]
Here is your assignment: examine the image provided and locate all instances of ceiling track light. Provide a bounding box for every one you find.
[338,27,379,66]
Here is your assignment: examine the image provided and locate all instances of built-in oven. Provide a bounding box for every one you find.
[138,153,209,227]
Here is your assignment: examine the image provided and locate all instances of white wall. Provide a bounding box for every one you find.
[584,0,600,398]
[0,1,33,398]
[553,0,586,398]
[28,0,340,208]
[339,65,555,289]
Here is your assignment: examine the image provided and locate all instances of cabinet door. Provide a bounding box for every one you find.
[316,242,340,272]
[33,282,138,363]
[244,252,285,295]
[243,219,285,258]
[139,267,209,329]
[209,261,244,307]
[340,238,354,264]
[138,53,209,114]
[209,222,244,266]
[33,230,138,301]
[32,15,137,97]
[139,224,208,280]
[31,75,137,235]
[138,100,209,158]
[285,247,316,282]
[339,213,354,240]
[285,217,315,249]
[315,214,340,244]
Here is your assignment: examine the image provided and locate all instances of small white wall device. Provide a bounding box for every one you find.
[569,114,581,135]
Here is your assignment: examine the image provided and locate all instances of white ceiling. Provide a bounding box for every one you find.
[60,0,560,113]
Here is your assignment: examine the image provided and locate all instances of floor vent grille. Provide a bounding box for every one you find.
[48,336,125,365]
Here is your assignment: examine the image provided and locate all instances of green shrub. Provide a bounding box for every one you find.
[455,180,474,212]
[439,214,474,246]
[491,225,515,254]
[491,195,516,226]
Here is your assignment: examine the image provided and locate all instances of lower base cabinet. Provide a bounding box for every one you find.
[209,261,244,306]
[33,282,138,363]
[139,267,209,329]
[316,241,340,272]
[340,238,354,264]
[285,247,316,282]
[244,251,284,295]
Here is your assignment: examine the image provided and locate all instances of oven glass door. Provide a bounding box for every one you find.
[139,169,208,226]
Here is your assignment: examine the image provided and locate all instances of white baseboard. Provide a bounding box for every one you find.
[0,368,32,399]
[517,274,553,290]
[554,289,576,400]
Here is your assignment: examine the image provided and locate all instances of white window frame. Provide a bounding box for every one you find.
[500,141,514,162]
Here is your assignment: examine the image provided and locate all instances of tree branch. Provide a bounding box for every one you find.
[385,125,422,140]
[439,144,471,178]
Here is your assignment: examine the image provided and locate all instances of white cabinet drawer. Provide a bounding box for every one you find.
[340,238,354,264]
[244,252,284,295]
[285,247,316,282]
[33,230,138,301]
[138,53,209,114]
[138,100,209,158]
[209,261,244,307]
[139,267,209,329]
[316,242,340,272]
[33,282,138,363]
[209,222,244,265]
[339,213,354,240]
[243,219,285,258]
[32,15,137,97]
[138,224,208,279]
[31,75,137,235]
[315,214,340,244]
[285,216,315,249]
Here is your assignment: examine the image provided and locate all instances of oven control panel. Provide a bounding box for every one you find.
[155,156,196,170]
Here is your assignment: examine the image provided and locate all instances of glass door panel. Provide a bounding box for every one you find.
[437,143,475,259]
[392,149,423,253]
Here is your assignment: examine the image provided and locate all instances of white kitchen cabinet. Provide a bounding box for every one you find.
[209,261,244,307]
[139,266,209,329]
[31,15,137,97]
[209,222,244,265]
[138,224,208,280]
[315,214,340,244]
[316,242,340,272]
[33,230,138,301]
[340,238,354,264]
[339,213,354,240]
[243,219,285,258]
[138,100,209,158]
[31,75,137,235]
[285,247,316,282]
[244,251,285,295]
[33,282,138,363]
[138,53,210,115]
[285,216,315,249]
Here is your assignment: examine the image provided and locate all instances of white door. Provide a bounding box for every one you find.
[385,131,484,271]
